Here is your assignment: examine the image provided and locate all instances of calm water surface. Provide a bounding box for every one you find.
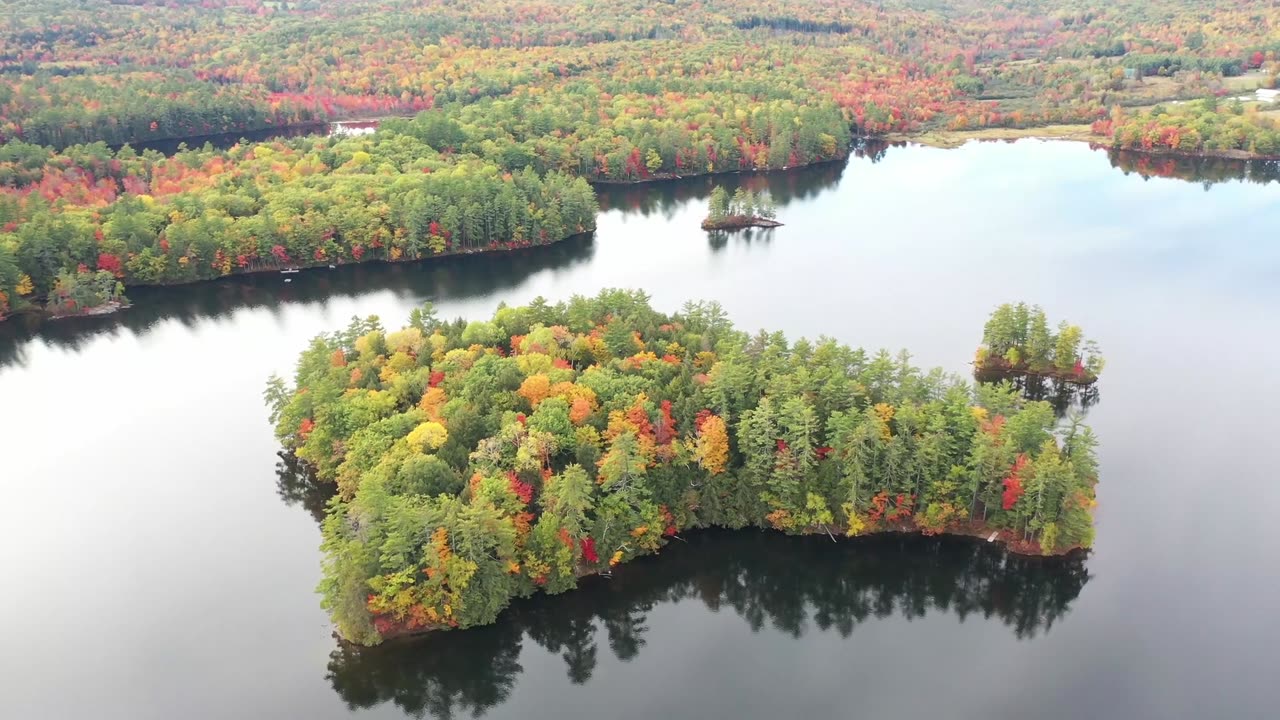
[1,140,1277,719]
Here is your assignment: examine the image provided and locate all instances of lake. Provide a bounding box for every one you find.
[1,139,1277,720]
[118,119,382,155]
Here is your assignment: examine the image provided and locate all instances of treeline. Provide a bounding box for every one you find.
[267,290,1100,644]
[0,87,850,314]
[1121,54,1243,78]
[382,93,853,182]
[0,134,595,316]
[7,0,1280,153]
[1100,100,1280,156]
[733,16,854,35]
[9,0,1280,310]
[0,74,325,149]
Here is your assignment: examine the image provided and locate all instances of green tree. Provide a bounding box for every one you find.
[708,186,730,221]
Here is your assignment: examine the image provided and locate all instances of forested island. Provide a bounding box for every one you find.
[702,187,780,230]
[975,303,1105,385]
[267,291,1099,644]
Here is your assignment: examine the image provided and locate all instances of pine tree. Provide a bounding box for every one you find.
[730,187,749,217]
[708,186,730,221]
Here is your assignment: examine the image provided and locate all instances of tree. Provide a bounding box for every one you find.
[730,187,750,217]
[708,187,730,221]
[518,374,552,409]
[645,149,663,174]
[694,413,729,475]
[1054,322,1083,373]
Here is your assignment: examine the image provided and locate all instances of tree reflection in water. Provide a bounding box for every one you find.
[973,371,1101,418]
[274,450,331,525]
[322,530,1090,719]
[0,232,597,371]
[1105,147,1280,188]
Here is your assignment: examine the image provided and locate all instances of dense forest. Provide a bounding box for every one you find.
[6,0,1280,147]
[1099,100,1280,156]
[267,291,1100,644]
[6,0,1280,315]
[0,133,596,318]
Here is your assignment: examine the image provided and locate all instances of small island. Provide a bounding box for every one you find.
[268,290,1100,645]
[702,187,783,230]
[0,267,129,321]
[974,303,1104,386]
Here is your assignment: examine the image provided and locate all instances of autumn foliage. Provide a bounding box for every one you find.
[267,290,1100,644]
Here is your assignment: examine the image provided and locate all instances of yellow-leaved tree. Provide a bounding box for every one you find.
[406,421,448,453]
[694,414,729,475]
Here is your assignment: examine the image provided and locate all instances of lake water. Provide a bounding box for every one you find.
[120,119,380,154]
[1,140,1277,719]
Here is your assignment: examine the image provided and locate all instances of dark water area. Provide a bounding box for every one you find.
[120,119,380,154]
[2,140,1278,719]
[324,531,1088,720]
[117,123,328,154]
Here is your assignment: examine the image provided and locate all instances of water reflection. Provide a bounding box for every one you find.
[275,450,331,525]
[1104,147,1280,188]
[595,156,850,216]
[121,123,330,155]
[326,531,1090,719]
[974,372,1102,417]
[5,137,1270,373]
[0,234,596,370]
[705,226,779,251]
[1027,377,1101,416]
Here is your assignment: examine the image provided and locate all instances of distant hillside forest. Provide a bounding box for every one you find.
[7,0,1280,315]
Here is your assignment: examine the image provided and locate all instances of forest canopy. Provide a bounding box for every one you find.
[0,132,596,317]
[267,291,1100,645]
[7,0,1280,315]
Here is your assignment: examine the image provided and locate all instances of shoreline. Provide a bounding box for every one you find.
[883,124,1099,149]
[701,216,783,230]
[973,359,1098,386]
[137,231,593,290]
[1103,144,1280,162]
[0,231,592,324]
[367,521,1084,643]
[6,299,131,323]
[589,153,850,186]
[886,125,1280,162]
[11,129,1267,325]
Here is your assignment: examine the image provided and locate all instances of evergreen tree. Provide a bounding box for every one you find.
[708,186,730,221]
